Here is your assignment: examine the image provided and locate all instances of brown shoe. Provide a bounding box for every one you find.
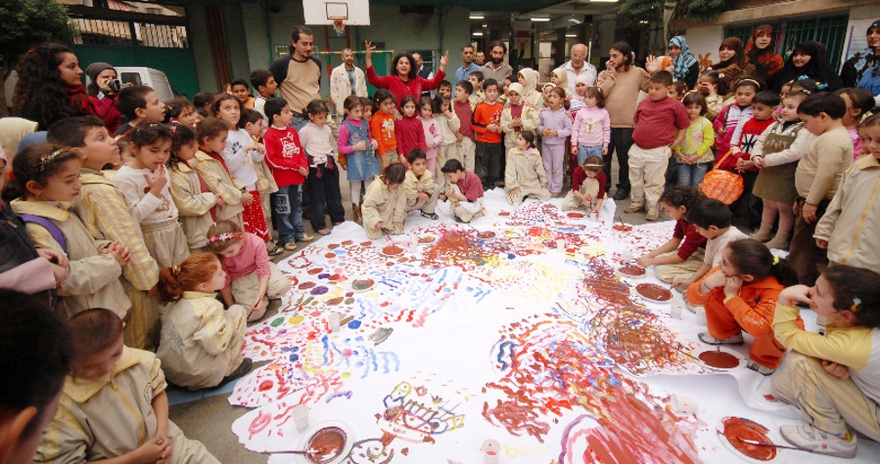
[352,203,362,225]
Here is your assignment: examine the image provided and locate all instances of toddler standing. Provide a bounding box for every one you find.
[570,87,611,166]
[538,86,572,196]
[500,83,540,154]
[193,118,244,226]
[167,123,217,254]
[713,78,759,158]
[299,99,346,235]
[371,90,401,168]
[338,95,381,225]
[419,96,443,177]
[395,96,426,167]
[472,79,505,189]
[675,92,715,188]
[433,94,461,193]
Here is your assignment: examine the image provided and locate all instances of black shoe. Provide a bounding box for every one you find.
[421,211,439,220]
[612,189,630,201]
[219,358,253,386]
[454,216,463,223]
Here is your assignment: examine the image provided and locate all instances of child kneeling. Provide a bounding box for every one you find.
[157,253,252,390]
[505,132,550,206]
[362,163,407,238]
[441,159,485,223]
[35,309,219,463]
[403,150,441,219]
[687,239,799,375]
[206,221,291,322]
[563,155,605,215]
[771,265,880,458]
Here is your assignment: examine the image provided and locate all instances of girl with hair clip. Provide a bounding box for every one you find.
[539,86,572,196]
[156,253,252,390]
[299,99,346,235]
[13,43,95,130]
[769,41,844,93]
[204,221,291,322]
[114,122,190,268]
[771,265,880,458]
[713,78,760,158]
[4,144,130,319]
[706,37,756,100]
[687,238,800,375]
[167,123,218,254]
[213,94,270,242]
[744,25,784,83]
[164,97,198,129]
[338,95,381,224]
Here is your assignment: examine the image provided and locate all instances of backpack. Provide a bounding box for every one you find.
[18,214,68,254]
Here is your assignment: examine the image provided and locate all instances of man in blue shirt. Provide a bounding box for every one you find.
[455,45,480,85]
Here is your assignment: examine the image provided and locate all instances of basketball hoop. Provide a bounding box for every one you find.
[331,17,346,36]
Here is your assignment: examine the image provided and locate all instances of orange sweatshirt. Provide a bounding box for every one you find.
[371,111,397,154]
[472,101,503,144]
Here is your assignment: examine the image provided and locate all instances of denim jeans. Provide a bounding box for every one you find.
[677,162,710,188]
[271,184,305,244]
[577,145,603,166]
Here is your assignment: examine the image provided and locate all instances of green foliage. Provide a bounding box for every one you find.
[621,0,733,22]
[0,0,72,76]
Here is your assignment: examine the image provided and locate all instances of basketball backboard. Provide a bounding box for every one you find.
[303,0,371,26]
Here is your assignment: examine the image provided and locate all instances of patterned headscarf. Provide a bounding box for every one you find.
[669,36,697,81]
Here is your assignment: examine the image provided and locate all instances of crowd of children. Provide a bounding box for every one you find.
[2,35,880,462]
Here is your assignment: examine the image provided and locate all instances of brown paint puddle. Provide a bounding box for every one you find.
[477,231,496,238]
[382,245,404,256]
[699,350,740,369]
[305,426,347,463]
[636,283,672,302]
[307,268,323,275]
[498,211,511,217]
[327,297,344,306]
[618,264,646,277]
[352,278,375,291]
[298,282,316,290]
[720,417,776,461]
[418,236,436,243]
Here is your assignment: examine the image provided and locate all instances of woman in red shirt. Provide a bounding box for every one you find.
[365,41,449,107]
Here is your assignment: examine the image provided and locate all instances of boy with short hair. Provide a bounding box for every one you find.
[35,309,219,464]
[674,198,748,293]
[788,93,853,286]
[626,71,690,221]
[230,79,255,109]
[47,116,161,351]
[250,69,278,122]
[263,97,314,251]
[451,81,477,173]
[437,80,453,98]
[115,85,166,136]
[404,150,441,220]
[729,90,780,228]
[563,155,606,215]
[467,71,485,110]
[441,159,485,223]
[472,78,505,189]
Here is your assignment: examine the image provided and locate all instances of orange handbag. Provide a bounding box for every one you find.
[698,149,743,205]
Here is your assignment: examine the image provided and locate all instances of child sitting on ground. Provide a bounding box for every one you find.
[673,197,748,292]
[403,150,441,220]
[204,221,291,322]
[362,163,407,239]
[687,239,799,375]
[636,186,707,283]
[563,155,606,216]
[771,265,880,458]
[157,253,251,390]
[504,132,550,207]
[441,159,485,223]
[35,308,219,463]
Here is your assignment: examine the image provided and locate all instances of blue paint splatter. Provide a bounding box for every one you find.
[348,320,362,329]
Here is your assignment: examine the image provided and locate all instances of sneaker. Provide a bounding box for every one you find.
[624,204,644,214]
[266,242,283,256]
[645,209,659,221]
[332,220,345,226]
[298,234,316,243]
[612,189,630,201]
[780,424,857,458]
[283,241,299,251]
[747,360,776,376]
[421,211,439,220]
[698,331,744,345]
[454,215,464,223]
[317,228,331,235]
[684,299,700,314]
[219,357,253,386]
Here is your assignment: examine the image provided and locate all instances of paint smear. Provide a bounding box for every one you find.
[719,417,776,461]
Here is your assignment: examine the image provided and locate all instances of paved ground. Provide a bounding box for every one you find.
[168,162,754,462]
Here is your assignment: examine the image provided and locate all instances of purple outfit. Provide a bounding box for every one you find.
[538,107,573,193]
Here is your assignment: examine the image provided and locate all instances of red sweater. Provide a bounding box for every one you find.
[673,218,707,260]
[453,100,474,139]
[366,66,446,108]
[264,125,308,187]
[472,101,503,144]
[395,115,426,157]
[456,171,484,201]
[571,168,607,198]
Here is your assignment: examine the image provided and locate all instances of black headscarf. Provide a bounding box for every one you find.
[770,41,843,92]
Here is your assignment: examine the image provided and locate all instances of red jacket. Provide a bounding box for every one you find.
[264,125,308,187]
[89,94,122,134]
[395,115,426,158]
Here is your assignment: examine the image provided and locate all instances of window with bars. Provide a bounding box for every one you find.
[726,15,848,70]
[70,17,188,49]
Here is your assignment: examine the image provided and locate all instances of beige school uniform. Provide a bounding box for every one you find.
[505,147,550,205]
[10,199,129,320]
[231,262,291,322]
[500,105,540,151]
[435,112,461,192]
[35,347,219,464]
[158,292,247,390]
[254,158,278,234]
[403,169,441,214]
[74,169,161,350]
[192,150,244,226]
[168,160,217,252]
[362,180,406,239]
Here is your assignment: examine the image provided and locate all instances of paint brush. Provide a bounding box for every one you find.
[737,438,813,452]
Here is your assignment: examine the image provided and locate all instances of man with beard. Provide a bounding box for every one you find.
[480,40,514,84]
[270,25,322,131]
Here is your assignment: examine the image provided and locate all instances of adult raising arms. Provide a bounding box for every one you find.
[365,41,449,108]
